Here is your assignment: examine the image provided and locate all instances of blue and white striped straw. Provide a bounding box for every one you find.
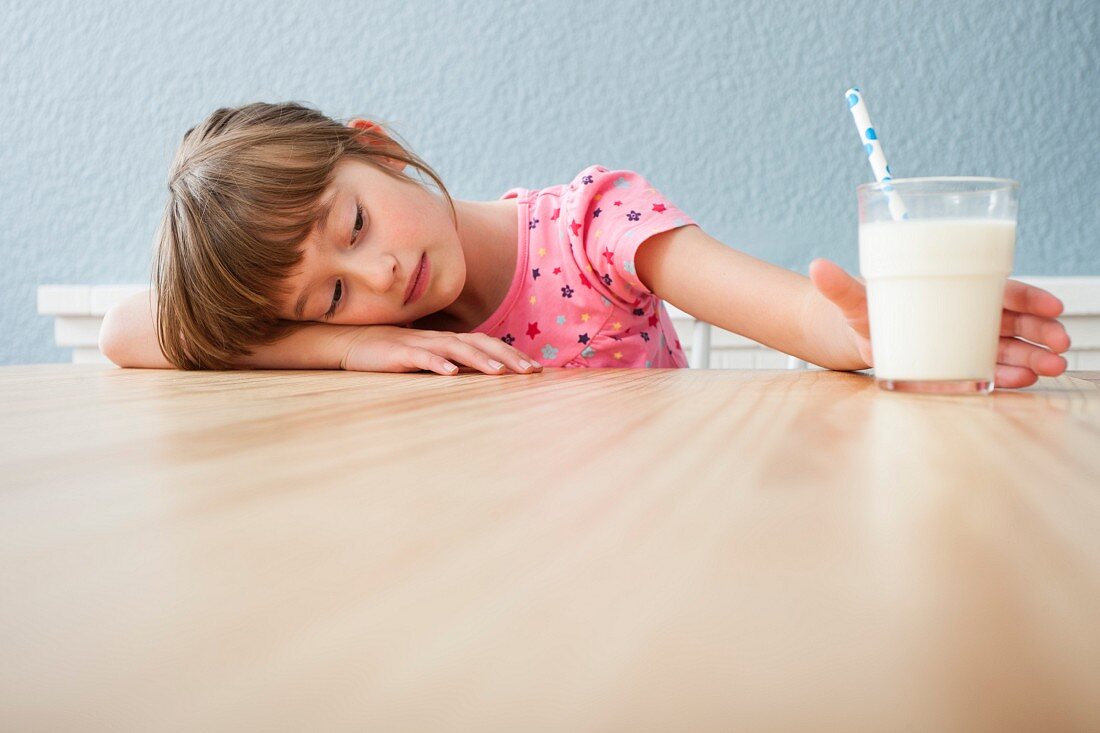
[846,87,909,220]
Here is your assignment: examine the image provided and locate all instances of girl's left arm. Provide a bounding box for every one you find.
[635,225,866,371]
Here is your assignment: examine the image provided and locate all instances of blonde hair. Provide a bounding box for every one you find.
[152,101,455,370]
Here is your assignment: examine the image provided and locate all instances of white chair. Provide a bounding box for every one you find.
[689,320,807,370]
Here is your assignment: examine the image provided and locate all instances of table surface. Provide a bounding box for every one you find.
[1,365,1099,732]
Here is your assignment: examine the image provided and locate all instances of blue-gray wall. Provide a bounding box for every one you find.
[3,0,1097,365]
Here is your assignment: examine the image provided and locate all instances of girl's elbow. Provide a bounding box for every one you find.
[98,308,129,366]
[98,308,173,369]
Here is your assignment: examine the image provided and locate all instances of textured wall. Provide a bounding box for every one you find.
[2,0,1098,364]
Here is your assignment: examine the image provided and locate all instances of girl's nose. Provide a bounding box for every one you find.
[359,254,399,295]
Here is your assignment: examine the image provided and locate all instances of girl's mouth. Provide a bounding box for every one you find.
[404,252,429,305]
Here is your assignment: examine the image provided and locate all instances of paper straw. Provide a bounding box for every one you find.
[846,87,909,220]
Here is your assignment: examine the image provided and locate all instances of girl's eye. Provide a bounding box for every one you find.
[324,279,342,320]
[352,204,364,243]
[322,203,362,320]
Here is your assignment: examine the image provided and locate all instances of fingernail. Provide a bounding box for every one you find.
[488,359,504,371]
[518,360,532,371]
[531,360,542,368]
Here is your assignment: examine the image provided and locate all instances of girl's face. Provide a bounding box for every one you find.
[278,156,466,326]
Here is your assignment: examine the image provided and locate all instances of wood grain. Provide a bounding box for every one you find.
[1,365,1098,732]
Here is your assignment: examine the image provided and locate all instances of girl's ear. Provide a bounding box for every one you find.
[347,118,406,171]
[347,118,382,136]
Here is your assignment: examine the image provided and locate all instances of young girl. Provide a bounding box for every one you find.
[100,102,1071,389]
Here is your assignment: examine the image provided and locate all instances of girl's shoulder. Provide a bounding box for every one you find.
[514,164,648,203]
[561,164,658,198]
[564,163,615,188]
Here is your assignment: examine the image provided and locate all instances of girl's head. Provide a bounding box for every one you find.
[153,101,460,370]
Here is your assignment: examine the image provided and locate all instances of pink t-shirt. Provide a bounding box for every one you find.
[472,164,699,368]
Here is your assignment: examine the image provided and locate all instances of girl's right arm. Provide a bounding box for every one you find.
[98,290,542,375]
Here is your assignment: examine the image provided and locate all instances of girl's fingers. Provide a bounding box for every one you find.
[994,363,1039,390]
[1000,310,1072,353]
[495,347,543,373]
[469,333,544,373]
[454,332,543,374]
[1003,280,1065,318]
[440,339,539,375]
[997,336,1068,376]
[396,346,460,375]
[808,258,870,337]
[444,342,508,374]
[403,332,542,375]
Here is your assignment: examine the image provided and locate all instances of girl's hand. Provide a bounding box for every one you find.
[808,258,1071,389]
[340,325,544,376]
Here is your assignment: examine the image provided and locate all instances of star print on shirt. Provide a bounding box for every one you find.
[472,166,696,369]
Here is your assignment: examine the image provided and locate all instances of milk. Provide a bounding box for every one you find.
[859,219,1016,382]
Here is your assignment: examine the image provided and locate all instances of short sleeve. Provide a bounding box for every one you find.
[561,164,698,306]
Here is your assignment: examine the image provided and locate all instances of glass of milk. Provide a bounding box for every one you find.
[858,177,1018,394]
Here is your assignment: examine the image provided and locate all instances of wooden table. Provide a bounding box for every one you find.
[1,365,1099,732]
